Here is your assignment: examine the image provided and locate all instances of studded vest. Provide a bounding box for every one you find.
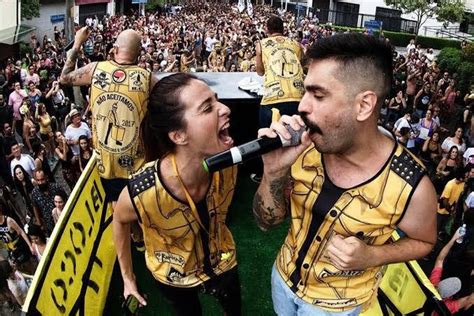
[128,160,238,287]
[90,61,150,180]
[276,141,425,312]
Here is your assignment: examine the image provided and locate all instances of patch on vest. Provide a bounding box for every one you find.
[268,47,301,79]
[167,267,185,284]
[128,70,146,92]
[155,251,185,267]
[112,69,127,84]
[92,71,111,91]
[93,92,139,154]
[390,150,424,187]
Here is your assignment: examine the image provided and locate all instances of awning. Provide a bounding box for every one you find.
[0,24,36,45]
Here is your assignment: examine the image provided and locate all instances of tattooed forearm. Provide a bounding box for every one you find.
[61,48,79,78]
[252,175,290,231]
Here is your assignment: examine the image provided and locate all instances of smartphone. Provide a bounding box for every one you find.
[122,295,139,316]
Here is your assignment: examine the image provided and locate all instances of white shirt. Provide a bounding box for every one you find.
[463,147,474,165]
[465,191,474,209]
[10,154,35,177]
[441,137,466,157]
[65,122,91,156]
[204,37,217,52]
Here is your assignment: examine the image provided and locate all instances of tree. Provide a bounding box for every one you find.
[385,0,466,37]
[21,0,40,20]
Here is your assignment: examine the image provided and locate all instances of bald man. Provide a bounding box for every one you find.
[60,27,157,201]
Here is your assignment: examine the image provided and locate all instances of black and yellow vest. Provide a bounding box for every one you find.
[90,61,151,180]
[276,142,426,312]
[260,36,304,105]
[129,161,238,287]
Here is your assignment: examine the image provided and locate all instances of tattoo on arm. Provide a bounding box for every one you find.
[60,49,93,85]
[252,175,290,231]
[61,48,79,78]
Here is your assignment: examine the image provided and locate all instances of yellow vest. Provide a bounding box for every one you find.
[90,61,150,180]
[260,36,304,105]
[276,143,426,312]
[130,161,238,287]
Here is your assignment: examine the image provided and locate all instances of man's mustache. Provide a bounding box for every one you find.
[300,113,323,135]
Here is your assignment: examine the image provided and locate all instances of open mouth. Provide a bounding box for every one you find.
[218,122,234,147]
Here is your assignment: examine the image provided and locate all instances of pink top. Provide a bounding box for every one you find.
[8,89,27,120]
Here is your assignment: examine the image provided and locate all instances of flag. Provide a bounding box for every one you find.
[23,154,116,315]
[238,0,245,13]
[246,0,253,17]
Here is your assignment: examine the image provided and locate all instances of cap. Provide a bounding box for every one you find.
[437,277,461,298]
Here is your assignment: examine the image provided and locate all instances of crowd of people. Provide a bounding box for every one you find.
[0,1,471,314]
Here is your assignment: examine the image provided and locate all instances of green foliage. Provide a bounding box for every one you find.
[19,42,33,57]
[324,25,460,50]
[21,0,40,20]
[462,42,474,63]
[385,0,466,34]
[437,47,474,94]
[145,0,166,11]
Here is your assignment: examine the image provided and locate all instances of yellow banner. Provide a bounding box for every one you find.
[23,154,116,315]
[362,231,444,315]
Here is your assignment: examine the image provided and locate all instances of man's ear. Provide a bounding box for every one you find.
[168,130,188,146]
[356,91,378,122]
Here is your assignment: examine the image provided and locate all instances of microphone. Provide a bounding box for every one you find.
[203,125,304,173]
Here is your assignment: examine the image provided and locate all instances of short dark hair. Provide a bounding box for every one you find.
[266,15,284,34]
[142,73,202,162]
[305,33,393,109]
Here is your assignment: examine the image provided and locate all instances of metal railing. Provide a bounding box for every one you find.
[423,26,473,41]
[271,1,417,34]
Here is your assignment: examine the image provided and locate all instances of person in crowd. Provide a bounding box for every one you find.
[35,102,54,158]
[0,260,21,311]
[20,104,36,154]
[253,33,437,315]
[64,108,91,157]
[8,82,27,136]
[414,108,438,154]
[9,142,35,178]
[78,135,92,172]
[435,146,462,193]
[51,191,67,224]
[413,82,433,119]
[386,89,406,124]
[0,207,35,275]
[420,131,442,176]
[27,82,42,110]
[437,169,465,240]
[430,228,474,315]
[442,127,466,157]
[54,130,76,190]
[13,165,34,217]
[33,143,55,183]
[60,27,157,203]
[252,15,304,182]
[0,122,15,190]
[4,260,29,307]
[45,81,67,131]
[27,224,48,262]
[113,73,241,315]
[31,169,66,236]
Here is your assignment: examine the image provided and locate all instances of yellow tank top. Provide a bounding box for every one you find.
[276,142,426,312]
[130,161,238,287]
[89,61,151,180]
[260,36,304,105]
[38,113,52,134]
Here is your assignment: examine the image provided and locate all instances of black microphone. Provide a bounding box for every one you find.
[202,125,304,173]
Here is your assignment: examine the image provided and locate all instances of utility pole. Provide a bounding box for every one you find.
[65,0,74,43]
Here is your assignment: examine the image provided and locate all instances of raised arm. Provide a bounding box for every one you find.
[59,27,96,86]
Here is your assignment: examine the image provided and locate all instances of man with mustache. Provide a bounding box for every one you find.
[253,33,437,315]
